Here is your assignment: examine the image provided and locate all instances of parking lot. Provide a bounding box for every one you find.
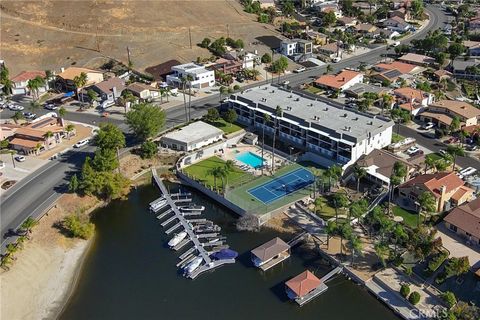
[0,153,48,187]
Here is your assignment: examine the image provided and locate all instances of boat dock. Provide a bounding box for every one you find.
[150,169,235,279]
[294,266,343,306]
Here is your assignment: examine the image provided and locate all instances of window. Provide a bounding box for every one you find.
[449,224,457,232]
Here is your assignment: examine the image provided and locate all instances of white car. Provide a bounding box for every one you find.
[406,146,420,155]
[14,155,26,162]
[294,67,306,73]
[459,167,477,178]
[44,103,58,110]
[8,104,24,111]
[332,57,342,63]
[391,41,401,47]
[282,80,290,86]
[74,139,90,148]
[0,161,5,169]
[422,122,435,130]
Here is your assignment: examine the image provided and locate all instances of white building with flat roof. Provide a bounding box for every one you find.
[227,85,394,169]
[166,63,215,89]
[160,121,223,151]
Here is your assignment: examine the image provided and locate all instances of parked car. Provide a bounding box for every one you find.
[23,112,36,120]
[459,167,477,178]
[439,149,447,156]
[14,155,26,162]
[74,139,90,148]
[44,103,58,110]
[391,41,401,47]
[8,104,24,111]
[294,67,306,73]
[422,122,435,130]
[0,161,5,169]
[410,149,424,157]
[282,80,290,86]
[406,146,420,155]
[467,145,478,151]
[332,57,342,63]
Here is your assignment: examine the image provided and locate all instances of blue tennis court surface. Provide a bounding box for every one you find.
[248,168,314,204]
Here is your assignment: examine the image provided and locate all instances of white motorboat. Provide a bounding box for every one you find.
[208,238,219,244]
[150,198,167,211]
[179,205,205,212]
[168,231,187,248]
[184,257,203,275]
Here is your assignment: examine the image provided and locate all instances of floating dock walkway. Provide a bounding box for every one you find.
[150,169,235,279]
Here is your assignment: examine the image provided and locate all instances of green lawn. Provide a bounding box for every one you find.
[391,133,405,143]
[426,153,443,162]
[183,156,250,192]
[225,163,313,215]
[207,119,243,135]
[304,85,322,94]
[393,206,419,228]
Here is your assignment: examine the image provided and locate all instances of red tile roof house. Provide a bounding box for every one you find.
[10,70,48,96]
[314,70,364,92]
[393,87,434,116]
[419,100,480,131]
[398,172,474,213]
[444,197,480,247]
[285,270,325,301]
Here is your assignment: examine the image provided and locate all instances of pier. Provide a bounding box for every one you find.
[150,169,235,279]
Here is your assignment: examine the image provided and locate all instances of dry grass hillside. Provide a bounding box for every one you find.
[0,0,279,74]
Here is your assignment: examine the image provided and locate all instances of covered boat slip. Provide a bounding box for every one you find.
[251,237,291,271]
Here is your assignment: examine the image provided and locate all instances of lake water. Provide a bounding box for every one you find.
[60,183,399,320]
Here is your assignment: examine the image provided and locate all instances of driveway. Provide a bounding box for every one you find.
[436,223,480,269]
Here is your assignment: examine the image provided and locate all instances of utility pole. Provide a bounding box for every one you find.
[127,46,132,68]
[95,25,100,52]
[188,27,192,49]
[226,24,230,38]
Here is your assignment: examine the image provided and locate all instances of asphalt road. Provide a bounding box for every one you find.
[0,5,449,250]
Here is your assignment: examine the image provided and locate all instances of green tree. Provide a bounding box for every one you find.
[322,11,337,27]
[205,108,220,122]
[270,56,289,74]
[448,43,466,61]
[331,192,349,223]
[349,199,368,220]
[347,233,363,266]
[325,220,337,250]
[73,72,88,103]
[95,123,125,150]
[374,241,389,267]
[87,89,99,105]
[447,145,465,172]
[410,0,424,19]
[441,291,457,309]
[65,124,75,139]
[449,116,461,133]
[92,148,119,172]
[58,106,66,119]
[418,191,436,226]
[63,213,95,239]
[261,53,272,64]
[125,103,166,141]
[282,0,295,16]
[445,256,470,277]
[69,174,79,193]
[0,139,9,149]
[140,141,158,159]
[207,166,225,192]
[200,37,211,48]
[223,109,237,126]
[400,284,410,298]
[19,217,38,239]
[11,111,25,122]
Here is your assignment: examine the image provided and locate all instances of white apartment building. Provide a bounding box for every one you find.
[160,121,223,152]
[227,85,394,169]
[166,63,215,89]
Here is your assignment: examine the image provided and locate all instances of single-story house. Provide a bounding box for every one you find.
[398,172,474,213]
[160,121,223,152]
[317,42,343,58]
[444,197,480,247]
[304,30,328,45]
[125,82,159,100]
[463,41,480,56]
[314,70,364,92]
[258,0,275,9]
[398,53,435,66]
[355,23,378,34]
[433,69,452,82]
[344,83,389,99]
[285,270,325,301]
[450,58,480,81]
[337,16,357,27]
[374,61,421,75]
[10,70,48,96]
[382,16,411,33]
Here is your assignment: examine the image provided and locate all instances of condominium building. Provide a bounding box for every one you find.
[227,85,394,168]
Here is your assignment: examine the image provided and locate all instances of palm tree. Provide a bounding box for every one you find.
[447,145,465,172]
[339,223,352,256]
[261,113,270,175]
[207,166,224,192]
[418,191,436,226]
[374,241,389,267]
[73,72,88,104]
[219,86,228,103]
[353,166,367,192]
[29,101,41,113]
[348,234,363,267]
[180,76,188,122]
[186,74,194,121]
[27,78,40,100]
[223,160,235,187]
[332,192,349,223]
[20,217,38,239]
[43,131,54,149]
[65,124,75,139]
[326,64,333,74]
[325,220,337,250]
[326,165,342,190]
[381,94,394,116]
[12,111,25,123]
[424,155,437,173]
[58,106,66,119]
[34,143,42,155]
[271,106,283,173]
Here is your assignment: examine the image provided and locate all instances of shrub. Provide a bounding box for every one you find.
[261,53,272,64]
[405,266,413,276]
[140,141,158,159]
[400,284,410,298]
[408,292,421,305]
[63,213,95,240]
[441,291,457,309]
[233,84,240,91]
[427,251,449,273]
[435,271,447,284]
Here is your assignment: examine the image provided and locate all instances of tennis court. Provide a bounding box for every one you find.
[248,168,314,204]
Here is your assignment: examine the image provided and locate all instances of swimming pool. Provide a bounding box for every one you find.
[235,152,265,169]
